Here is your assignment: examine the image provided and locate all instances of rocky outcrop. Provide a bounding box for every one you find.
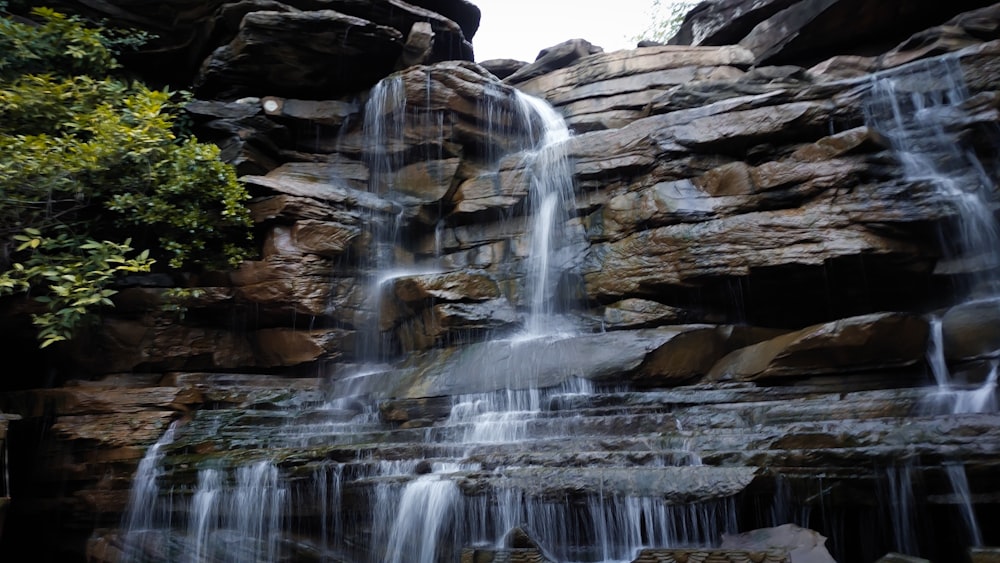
[35,0,478,97]
[671,0,1000,64]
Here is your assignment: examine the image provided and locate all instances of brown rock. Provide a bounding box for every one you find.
[970,547,1000,563]
[83,317,257,373]
[263,220,362,258]
[253,328,352,366]
[390,270,502,303]
[260,97,359,127]
[635,325,789,385]
[195,10,404,99]
[601,298,689,329]
[707,312,929,380]
[505,38,604,84]
[940,297,1000,361]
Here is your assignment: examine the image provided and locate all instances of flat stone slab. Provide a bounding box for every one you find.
[385,328,688,399]
[455,466,758,502]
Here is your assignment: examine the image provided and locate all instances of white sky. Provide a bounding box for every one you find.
[471,1,657,63]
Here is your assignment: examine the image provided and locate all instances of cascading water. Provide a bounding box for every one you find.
[865,56,1000,298]
[116,70,737,563]
[866,55,1000,558]
[514,91,579,336]
[120,422,178,561]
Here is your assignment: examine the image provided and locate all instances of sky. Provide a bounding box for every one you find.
[470,0,657,63]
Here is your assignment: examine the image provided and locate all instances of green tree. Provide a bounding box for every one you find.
[634,0,700,44]
[0,7,255,347]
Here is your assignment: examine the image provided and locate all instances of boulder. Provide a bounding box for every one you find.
[940,297,1000,361]
[479,58,528,80]
[252,327,352,366]
[231,255,360,322]
[263,220,363,258]
[195,10,404,99]
[389,270,503,303]
[505,39,604,84]
[634,325,789,385]
[706,313,929,381]
[600,298,690,329]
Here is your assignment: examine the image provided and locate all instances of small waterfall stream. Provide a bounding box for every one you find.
[866,55,1000,558]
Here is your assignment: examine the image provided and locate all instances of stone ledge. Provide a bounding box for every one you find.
[461,547,791,563]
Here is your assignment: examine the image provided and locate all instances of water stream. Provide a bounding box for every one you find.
[117,72,735,563]
[866,55,999,558]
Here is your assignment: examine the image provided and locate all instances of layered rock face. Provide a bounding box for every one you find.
[2,1,1000,562]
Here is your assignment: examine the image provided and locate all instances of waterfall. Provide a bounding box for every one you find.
[120,422,178,562]
[924,317,999,414]
[186,469,221,563]
[514,91,578,336]
[882,462,919,556]
[944,463,983,548]
[384,475,461,563]
[867,56,999,559]
[357,76,408,363]
[865,56,1000,297]
[115,71,742,563]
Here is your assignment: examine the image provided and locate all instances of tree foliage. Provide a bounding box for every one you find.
[0,7,255,347]
[633,0,700,44]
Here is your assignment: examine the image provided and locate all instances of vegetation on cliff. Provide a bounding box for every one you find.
[0,6,255,347]
[634,0,699,44]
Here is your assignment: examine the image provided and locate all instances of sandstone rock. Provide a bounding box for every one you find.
[707,312,929,381]
[940,297,1000,361]
[380,270,516,346]
[231,255,357,321]
[389,270,502,303]
[670,0,800,47]
[242,161,390,213]
[263,220,362,258]
[505,39,604,84]
[634,550,791,563]
[600,298,690,329]
[970,547,1000,563]
[260,96,359,127]
[388,157,461,208]
[81,317,257,373]
[184,98,285,174]
[195,10,404,99]
[395,299,520,351]
[512,45,754,130]
[582,198,929,301]
[253,327,352,366]
[721,523,836,563]
[479,58,528,80]
[878,3,1000,69]
[672,0,999,65]
[397,21,436,69]
[635,325,789,385]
